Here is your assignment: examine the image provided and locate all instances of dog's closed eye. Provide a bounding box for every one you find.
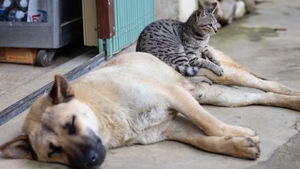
[63,116,77,135]
[48,142,64,157]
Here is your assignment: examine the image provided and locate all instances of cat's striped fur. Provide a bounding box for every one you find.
[136,3,223,77]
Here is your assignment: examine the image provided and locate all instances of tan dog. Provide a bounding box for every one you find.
[1,49,300,169]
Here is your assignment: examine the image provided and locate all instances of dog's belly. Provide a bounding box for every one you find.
[124,105,177,145]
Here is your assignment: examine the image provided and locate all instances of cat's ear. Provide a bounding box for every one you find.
[207,2,218,14]
[195,9,205,19]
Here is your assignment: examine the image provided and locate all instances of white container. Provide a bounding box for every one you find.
[16,0,28,11]
[27,0,47,22]
[7,8,22,22]
[15,10,25,20]
[19,0,28,8]
[3,0,14,8]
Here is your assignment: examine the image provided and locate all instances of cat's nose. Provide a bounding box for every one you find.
[213,27,218,33]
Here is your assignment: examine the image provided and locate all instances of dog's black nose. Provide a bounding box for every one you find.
[86,150,99,168]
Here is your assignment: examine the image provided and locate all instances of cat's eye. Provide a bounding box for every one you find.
[48,142,64,157]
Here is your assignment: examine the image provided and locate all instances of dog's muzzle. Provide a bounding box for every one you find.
[83,145,106,169]
[68,133,106,169]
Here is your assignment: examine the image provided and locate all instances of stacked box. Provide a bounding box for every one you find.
[0,48,37,64]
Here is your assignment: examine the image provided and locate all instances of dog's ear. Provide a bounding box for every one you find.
[0,135,35,159]
[49,75,75,104]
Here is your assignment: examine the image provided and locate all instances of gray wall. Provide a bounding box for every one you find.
[155,0,180,20]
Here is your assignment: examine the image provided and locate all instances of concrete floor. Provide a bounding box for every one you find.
[1,0,300,168]
[0,43,98,111]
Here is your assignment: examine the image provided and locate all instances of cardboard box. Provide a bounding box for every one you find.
[0,48,37,64]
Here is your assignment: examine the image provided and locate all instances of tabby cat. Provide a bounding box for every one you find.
[136,3,223,77]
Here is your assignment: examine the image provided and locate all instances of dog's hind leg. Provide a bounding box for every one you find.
[197,47,300,96]
[161,115,260,159]
[197,64,300,96]
[196,83,300,111]
[165,85,258,139]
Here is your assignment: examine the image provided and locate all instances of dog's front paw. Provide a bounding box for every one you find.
[207,124,259,141]
[225,137,260,159]
[223,125,259,141]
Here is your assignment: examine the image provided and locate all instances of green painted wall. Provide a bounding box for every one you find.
[99,0,155,56]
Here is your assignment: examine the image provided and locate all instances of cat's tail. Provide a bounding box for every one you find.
[172,65,199,76]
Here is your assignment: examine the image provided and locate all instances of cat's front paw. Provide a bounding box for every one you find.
[204,51,221,66]
[214,66,224,76]
[190,57,200,67]
[212,59,221,66]
[196,59,224,76]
